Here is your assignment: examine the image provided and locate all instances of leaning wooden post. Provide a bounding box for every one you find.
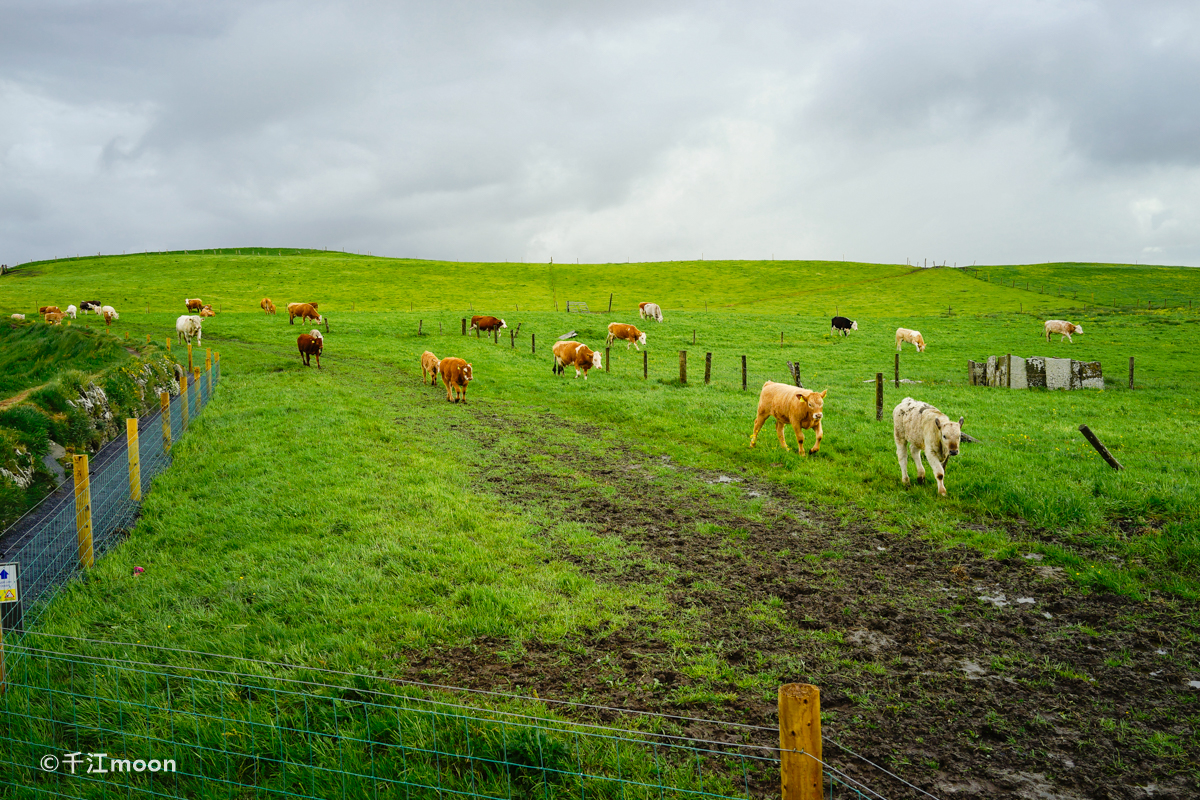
[73,454,94,569]
[160,392,171,453]
[894,353,899,388]
[779,683,822,800]
[643,350,648,380]
[605,347,610,372]
[741,355,747,390]
[875,372,884,421]
[704,352,712,384]
[1129,357,1134,389]
[146,334,151,344]
[510,329,514,348]
[679,351,687,384]
[126,419,141,502]
[607,293,613,313]
[1079,425,1124,470]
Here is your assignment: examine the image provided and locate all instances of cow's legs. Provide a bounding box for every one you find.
[912,444,927,484]
[775,420,790,451]
[793,423,805,455]
[810,420,822,454]
[444,380,453,402]
[896,438,910,485]
[315,353,321,369]
[749,411,771,447]
[926,450,946,496]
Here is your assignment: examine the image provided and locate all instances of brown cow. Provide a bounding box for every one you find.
[297,330,324,368]
[185,298,203,312]
[749,381,828,456]
[43,312,64,325]
[552,341,602,379]
[606,322,646,351]
[260,297,272,312]
[288,303,321,325]
[469,315,506,333]
[199,305,216,317]
[420,351,441,385]
[265,300,276,315]
[38,306,61,315]
[439,357,473,403]
[103,311,115,328]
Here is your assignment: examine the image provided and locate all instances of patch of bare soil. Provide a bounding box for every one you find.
[398,401,1199,800]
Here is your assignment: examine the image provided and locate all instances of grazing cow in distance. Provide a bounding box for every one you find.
[176,315,203,344]
[185,298,203,312]
[606,322,646,351]
[288,303,321,325]
[80,301,101,314]
[1044,319,1083,343]
[100,305,119,320]
[44,312,64,325]
[893,397,963,498]
[297,330,324,368]
[750,381,827,456]
[439,357,473,403]
[264,300,276,315]
[65,305,77,319]
[552,341,603,379]
[11,314,25,321]
[260,297,273,312]
[470,315,506,334]
[895,328,925,352]
[199,305,216,317]
[38,306,60,315]
[420,351,441,385]
[103,311,115,327]
[831,316,857,336]
[639,302,664,322]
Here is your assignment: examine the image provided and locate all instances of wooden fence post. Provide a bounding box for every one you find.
[894,353,899,388]
[127,419,141,502]
[679,351,687,384]
[462,318,467,335]
[605,347,610,372]
[1129,357,1134,389]
[779,683,822,800]
[418,320,423,336]
[643,350,648,380]
[146,334,151,344]
[1079,425,1124,470]
[531,333,536,354]
[493,328,498,344]
[161,392,171,453]
[73,454,93,569]
[205,348,212,372]
[704,352,712,384]
[187,342,193,371]
[875,373,884,421]
[607,293,613,313]
[181,376,190,431]
[510,329,514,348]
[194,368,202,406]
[780,331,784,348]
[741,355,747,390]
[693,329,696,345]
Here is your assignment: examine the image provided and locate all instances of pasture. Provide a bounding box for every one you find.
[1,254,1197,797]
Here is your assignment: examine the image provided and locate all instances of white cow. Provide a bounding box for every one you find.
[100,305,119,320]
[638,302,664,322]
[65,304,77,319]
[1044,320,1083,343]
[11,314,25,321]
[893,397,964,497]
[895,328,925,352]
[176,314,203,345]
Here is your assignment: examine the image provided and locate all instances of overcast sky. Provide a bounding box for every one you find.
[2,0,1199,267]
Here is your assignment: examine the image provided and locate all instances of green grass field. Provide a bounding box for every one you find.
[2,253,1198,795]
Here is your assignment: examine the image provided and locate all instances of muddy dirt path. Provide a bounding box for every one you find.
[397,399,1198,800]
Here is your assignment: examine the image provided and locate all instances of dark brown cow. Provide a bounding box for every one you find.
[469,315,506,333]
[297,330,324,368]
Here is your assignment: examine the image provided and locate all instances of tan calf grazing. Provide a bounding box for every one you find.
[44,312,64,325]
[439,357,473,403]
[185,298,203,312]
[895,328,926,352]
[297,330,324,368]
[552,341,603,379]
[606,322,647,351]
[893,397,963,497]
[260,297,272,312]
[288,303,321,325]
[38,306,60,315]
[749,381,828,455]
[103,311,115,327]
[265,300,276,315]
[1044,319,1083,343]
[420,351,441,385]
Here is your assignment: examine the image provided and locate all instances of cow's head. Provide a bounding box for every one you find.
[500,319,507,329]
[916,336,925,352]
[637,332,647,345]
[800,389,827,421]
[851,320,858,330]
[1072,323,1083,334]
[591,350,603,369]
[310,330,323,341]
[934,415,964,457]
[463,363,473,382]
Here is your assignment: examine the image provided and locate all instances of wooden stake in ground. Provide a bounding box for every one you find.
[1079,425,1124,470]
[605,347,610,372]
[1129,357,1134,389]
[643,350,647,380]
[461,318,466,335]
[704,352,712,384]
[607,293,613,313]
[741,355,747,390]
[418,320,422,336]
[894,353,899,388]
[875,372,883,421]
[531,333,535,355]
[779,683,822,800]
[679,351,687,384]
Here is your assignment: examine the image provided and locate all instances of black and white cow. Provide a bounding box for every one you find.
[80,301,103,314]
[831,316,858,336]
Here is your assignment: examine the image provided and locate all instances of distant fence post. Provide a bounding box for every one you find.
[780,331,784,348]
[206,360,213,402]
[418,320,423,336]
[779,683,822,800]
[73,454,94,569]
[1129,357,1134,389]
[607,293,613,313]
[894,353,899,388]
[679,351,687,384]
[146,334,150,344]
[741,355,747,390]
[704,352,712,384]
[461,318,466,335]
[643,350,648,380]
[127,419,141,502]
[531,333,536,355]
[510,329,514,348]
[160,392,171,453]
[605,347,610,372]
[875,373,884,420]
[215,352,220,383]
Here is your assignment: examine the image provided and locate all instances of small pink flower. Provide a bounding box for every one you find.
[133,566,145,576]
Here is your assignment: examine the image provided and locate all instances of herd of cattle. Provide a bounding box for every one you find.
[7,296,1086,497]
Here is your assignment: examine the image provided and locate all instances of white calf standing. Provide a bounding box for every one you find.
[65,305,77,319]
[176,314,203,345]
[895,328,926,352]
[893,397,964,497]
[1043,319,1082,343]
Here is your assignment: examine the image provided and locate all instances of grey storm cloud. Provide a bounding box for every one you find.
[1,0,1199,266]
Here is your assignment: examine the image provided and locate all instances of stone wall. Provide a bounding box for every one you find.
[969,356,1103,390]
